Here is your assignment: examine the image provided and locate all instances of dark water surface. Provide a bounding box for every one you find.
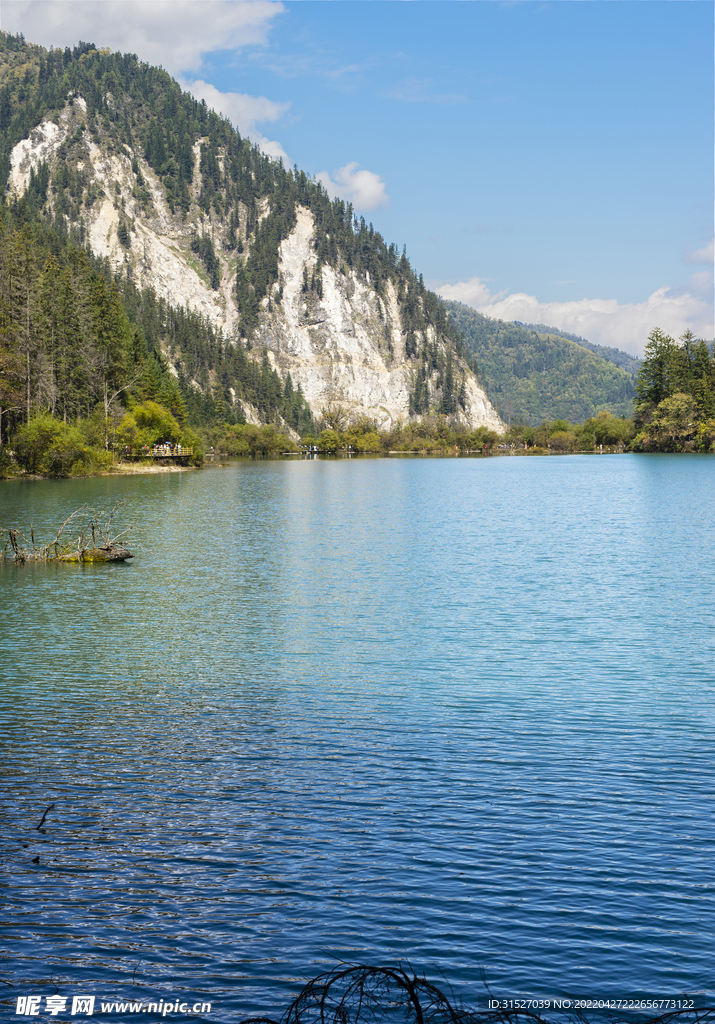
[1,455,714,1019]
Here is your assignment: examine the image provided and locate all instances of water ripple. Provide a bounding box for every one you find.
[1,455,714,1018]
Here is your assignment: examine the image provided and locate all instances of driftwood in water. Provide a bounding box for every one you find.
[60,545,133,562]
[1,503,133,564]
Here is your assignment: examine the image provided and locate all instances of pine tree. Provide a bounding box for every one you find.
[635,328,677,409]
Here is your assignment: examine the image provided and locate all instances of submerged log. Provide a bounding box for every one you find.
[59,545,133,563]
[2,504,133,564]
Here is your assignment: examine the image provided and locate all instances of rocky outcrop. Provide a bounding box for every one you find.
[256,207,503,428]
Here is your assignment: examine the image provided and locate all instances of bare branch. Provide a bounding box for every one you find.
[2,503,133,564]
[36,803,55,830]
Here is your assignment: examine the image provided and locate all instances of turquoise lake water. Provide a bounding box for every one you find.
[1,454,714,1019]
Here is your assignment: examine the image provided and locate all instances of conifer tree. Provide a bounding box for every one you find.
[635,328,678,408]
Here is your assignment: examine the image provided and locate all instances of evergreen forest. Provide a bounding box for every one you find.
[0,206,317,473]
[521,323,643,376]
[444,301,638,425]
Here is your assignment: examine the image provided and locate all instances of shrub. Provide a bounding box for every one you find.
[693,418,715,453]
[465,427,500,450]
[180,426,205,464]
[548,430,578,452]
[589,411,635,445]
[631,393,697,452]
[352,431,382,453]
[0,444,16,478]
[13,415,111,477]
[210,423,295,458]
[318,429,341,453]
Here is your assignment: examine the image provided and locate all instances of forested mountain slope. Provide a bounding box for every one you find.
[520,323,642,376]
[444,301,636,425]
[0,33,503,435]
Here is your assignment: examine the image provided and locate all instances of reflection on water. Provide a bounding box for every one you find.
[1,455,714,1019]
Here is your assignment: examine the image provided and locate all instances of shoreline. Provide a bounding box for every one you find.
[0,461,200,482]
[109,462,199,475]
[2,449,711,482]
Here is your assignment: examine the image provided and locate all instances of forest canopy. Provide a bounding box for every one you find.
[444,301,637,425]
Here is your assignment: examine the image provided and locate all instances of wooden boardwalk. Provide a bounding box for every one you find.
[119,446,193,462]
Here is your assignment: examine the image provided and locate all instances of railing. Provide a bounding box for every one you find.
[118,446,193,460]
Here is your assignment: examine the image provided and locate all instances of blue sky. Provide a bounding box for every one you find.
[3,1,713,354]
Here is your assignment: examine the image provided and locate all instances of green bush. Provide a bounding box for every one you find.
[208,422,296,458]
[117,401,207,463]
[548,430,578,452]
[352,431,382,453]
[318,429,341,453]
[464,427,500,450]
[0,444,16,478]
[694,418,715,453]
[13,415,112,477]
[80,406,110,448]
[180,426,205,465]
[631,393,697,452]
[587,411,634,445]
[549,419,572,434]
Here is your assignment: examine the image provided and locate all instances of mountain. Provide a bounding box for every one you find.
[443,301,636,425]
[0,34,503,435]
[518,323,642,376]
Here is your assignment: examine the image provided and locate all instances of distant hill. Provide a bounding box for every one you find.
[519,323,642,376]
[444,301,636,425]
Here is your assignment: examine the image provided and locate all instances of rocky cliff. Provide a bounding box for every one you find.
[4,45,504,432]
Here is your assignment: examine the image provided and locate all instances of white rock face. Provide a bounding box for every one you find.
[9,121,62,195]
[80,139,234,334]
[8,97,87,195]
[7,103,504,431]
[259,207,504,429]
[259,207,409,426]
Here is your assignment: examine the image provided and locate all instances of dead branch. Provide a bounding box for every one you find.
[105,526,132,548]
[36,804,55,830]
[42,505,89,555]
[1,504,133,564]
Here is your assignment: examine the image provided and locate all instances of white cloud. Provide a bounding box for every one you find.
[180,78,289,161]
[316,163,389,212]
[685,239,714,265]
[435,277,714,356]
[0,1,284,75]
[248,134,288,164]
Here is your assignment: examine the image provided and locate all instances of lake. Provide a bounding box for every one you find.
[1,453,714,1020]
